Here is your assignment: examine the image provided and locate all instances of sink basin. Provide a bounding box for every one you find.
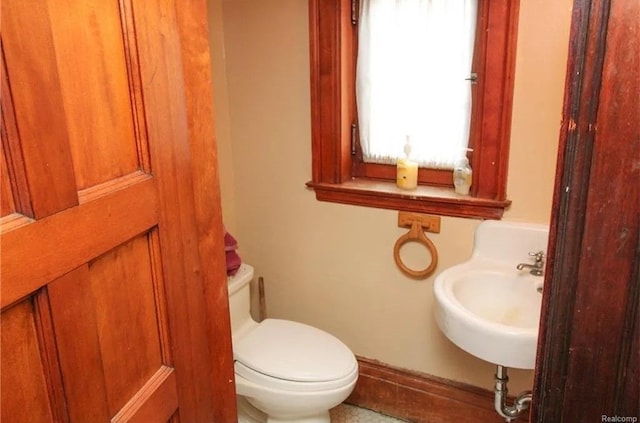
[433,221,548,369]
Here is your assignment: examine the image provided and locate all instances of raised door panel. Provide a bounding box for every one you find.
[0,302,55,423]
[47,0,144,190]
[88,233,168,416]
[47,233,178,423]
[1,0,78,218]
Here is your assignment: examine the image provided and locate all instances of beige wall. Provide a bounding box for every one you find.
[208,0,237,231]
[208,0,573,394]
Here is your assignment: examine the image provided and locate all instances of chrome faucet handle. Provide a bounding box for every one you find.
[528,251,545,265]
[528,251,545,258]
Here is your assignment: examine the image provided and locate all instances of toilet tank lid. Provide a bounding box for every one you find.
[234,319,356,382]
[227,264,254,296]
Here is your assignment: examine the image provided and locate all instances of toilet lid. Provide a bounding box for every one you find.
[234,319,356,382]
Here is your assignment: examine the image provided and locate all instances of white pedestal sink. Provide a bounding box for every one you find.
[433,220,548,369]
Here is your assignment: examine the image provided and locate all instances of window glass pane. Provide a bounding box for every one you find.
[356,0,478,169]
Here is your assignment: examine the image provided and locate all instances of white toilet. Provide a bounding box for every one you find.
[228,264,358,423]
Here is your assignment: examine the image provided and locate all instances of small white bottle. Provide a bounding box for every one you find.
[453,157,472,195]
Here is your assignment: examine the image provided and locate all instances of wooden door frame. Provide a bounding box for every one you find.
[532,0,639,420]
[172,1,238,420]
[120,1,237,420]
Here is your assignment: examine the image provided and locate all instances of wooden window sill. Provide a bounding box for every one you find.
[306,178,511,220]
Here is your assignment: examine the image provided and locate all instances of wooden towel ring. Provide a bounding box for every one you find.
[393,213,440,279]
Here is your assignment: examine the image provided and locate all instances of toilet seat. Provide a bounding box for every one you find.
[234,361,358,392]
[234,319,357,391]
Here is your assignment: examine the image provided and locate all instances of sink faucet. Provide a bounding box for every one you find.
[517,251,545,276]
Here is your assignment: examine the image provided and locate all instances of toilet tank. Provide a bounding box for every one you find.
[227,264,255,338]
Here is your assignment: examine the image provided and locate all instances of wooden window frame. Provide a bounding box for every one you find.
[307,0,520,219]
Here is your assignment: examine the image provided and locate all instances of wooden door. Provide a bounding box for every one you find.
[532,0,639,420]
[1,1,237,422]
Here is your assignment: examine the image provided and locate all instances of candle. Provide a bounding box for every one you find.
[397,157,418,190]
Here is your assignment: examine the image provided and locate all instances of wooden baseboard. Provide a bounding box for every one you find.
[346,357,529,423]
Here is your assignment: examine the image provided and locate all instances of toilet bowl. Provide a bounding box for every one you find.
[228,265,358,423]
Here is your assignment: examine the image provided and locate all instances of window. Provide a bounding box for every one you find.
[307,0,520,219]
[357,0,477,169]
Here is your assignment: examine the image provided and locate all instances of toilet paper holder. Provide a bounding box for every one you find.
[393,212,440,279]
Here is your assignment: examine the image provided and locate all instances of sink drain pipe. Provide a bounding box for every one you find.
[494,365,532,422]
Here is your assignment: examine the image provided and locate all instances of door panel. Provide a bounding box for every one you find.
[47,0,142,190]
[48,242,177,423]
[1,301,56,423]
[1,0,236,421]
[88,233,166,416]
[48,267,111,423]
[1,0,78,219]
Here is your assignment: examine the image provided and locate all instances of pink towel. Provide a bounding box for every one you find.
[224,228,242,276]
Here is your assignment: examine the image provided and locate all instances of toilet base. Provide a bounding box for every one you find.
[238,394,332,423]
[265,411,330,423]
[237,396,267,423]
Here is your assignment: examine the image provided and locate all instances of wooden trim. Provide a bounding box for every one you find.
[118,0,152,174]
[532,0,640,419]
[0,213,33,234]
[309,0,520,217]
[174,0,238,419]
[129,1,237,421]
[1,50,33,218]
[354,163,455,188]
[347,357,529,423]
[112,366,178,423]
[308,179,510,219]
[33,291,70,423]
[309,0,356,184]
[470,0,520,200]
[531,2,600,418]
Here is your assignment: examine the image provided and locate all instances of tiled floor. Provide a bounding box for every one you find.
[237,397,407,422]
[330,404,408,422]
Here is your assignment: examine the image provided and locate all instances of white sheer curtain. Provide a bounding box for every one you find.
[356,0,478,169]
